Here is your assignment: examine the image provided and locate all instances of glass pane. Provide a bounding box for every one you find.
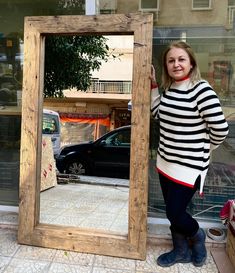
[140,0,158,9]
[0,115,20,206]
[0,35,22,206]
[149,2,235,221]
[193,0,210,9]
[39,33,133,234]
[0,0,86,206]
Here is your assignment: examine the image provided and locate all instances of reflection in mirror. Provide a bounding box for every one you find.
[39,35,133,235]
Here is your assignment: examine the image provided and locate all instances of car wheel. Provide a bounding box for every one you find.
[65,160,87,175]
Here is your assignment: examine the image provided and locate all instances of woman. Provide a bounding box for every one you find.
[150,41,229,267]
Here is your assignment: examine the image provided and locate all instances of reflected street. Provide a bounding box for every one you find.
[40,175,129,234]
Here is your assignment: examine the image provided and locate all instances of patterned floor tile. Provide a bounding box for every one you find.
[109,213,128,233]
[92,267,135,273]
[177,261,218,273]
[48,262,91,273]
[93,255,135,271]
[14,245,56,261]
[40,213,60,224]
[39,183,128,232]
[0,225,222,273]
[108,223,128,234]
[48,214,85,227]
[0,256,11,273]
[0,212,18,225]
[40,199,75,210]
[0,229,19,257]
[39,204,68,215]
[78,217,113,230]
[53,250,94,267]
[3,258,51,273]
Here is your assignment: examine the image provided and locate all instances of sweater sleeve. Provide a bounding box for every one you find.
[196,82,229,151]
[151,86,161,120]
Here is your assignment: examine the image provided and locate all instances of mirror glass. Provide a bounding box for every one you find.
[39,35,133,235]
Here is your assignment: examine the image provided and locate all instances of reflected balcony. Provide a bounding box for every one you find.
[87,80,132,94]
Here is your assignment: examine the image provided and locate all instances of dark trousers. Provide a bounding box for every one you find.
[159,172,200,237]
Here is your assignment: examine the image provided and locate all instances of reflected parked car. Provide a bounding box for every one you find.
[56,125,131,178]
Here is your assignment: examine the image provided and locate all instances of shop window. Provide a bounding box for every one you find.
[139,0,160,22]
[99,0,117,14]
[115,109,131,128]
[228,1,235,25]
[139,0,159,11]
[192,0,211,10]
[150,32,235,221]
[0,115,21,206]
[60,113,110,146]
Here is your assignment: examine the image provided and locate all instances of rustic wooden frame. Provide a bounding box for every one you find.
[18,13,153,260]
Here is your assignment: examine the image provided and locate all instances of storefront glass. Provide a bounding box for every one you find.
[0,0,85,205]
[147,0,235,223]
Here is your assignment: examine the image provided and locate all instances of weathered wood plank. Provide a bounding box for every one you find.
[18,13,153,260]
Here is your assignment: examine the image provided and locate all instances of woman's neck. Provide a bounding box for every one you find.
[174,75,190,82]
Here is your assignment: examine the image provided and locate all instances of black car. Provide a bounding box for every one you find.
[56,125,131,178]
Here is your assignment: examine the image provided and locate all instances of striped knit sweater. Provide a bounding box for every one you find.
[151,78,229,194]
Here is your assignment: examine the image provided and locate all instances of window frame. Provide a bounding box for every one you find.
[18,13,153,260]
[139,0,160,12]
[192,0,212,10]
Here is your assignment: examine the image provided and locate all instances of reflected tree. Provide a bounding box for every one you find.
[44,35,109,97]
[57,0,85,15]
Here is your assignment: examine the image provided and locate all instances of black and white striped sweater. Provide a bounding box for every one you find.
[151,79,229,194]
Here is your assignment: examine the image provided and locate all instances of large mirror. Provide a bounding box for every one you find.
[18,13,153,260]
[40,34,133,235]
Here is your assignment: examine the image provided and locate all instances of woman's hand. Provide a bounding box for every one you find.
[150,65,156,82]
[150,65,158,89]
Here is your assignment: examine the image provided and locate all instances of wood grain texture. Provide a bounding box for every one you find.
[226,228,235,270]
[18,13,153,260]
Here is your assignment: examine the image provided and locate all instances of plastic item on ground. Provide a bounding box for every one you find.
[206,228,226,241]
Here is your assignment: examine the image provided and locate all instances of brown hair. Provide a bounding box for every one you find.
[161,41,201,89]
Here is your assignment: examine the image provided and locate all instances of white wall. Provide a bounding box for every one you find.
[91,35,134,81]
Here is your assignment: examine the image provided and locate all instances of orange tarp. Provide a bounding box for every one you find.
[60,117,110,127]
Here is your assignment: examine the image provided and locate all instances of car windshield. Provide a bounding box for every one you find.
[42,113,59,134]
[105,130,130,146]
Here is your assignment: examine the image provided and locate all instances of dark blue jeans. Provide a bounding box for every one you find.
[159,172,200,237]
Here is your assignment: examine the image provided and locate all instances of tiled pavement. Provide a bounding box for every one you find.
[40,183,129,233]
[0,226,220,273]
[0,176,231,272]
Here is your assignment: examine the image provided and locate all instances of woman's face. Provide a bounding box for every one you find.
[166,47,193,81]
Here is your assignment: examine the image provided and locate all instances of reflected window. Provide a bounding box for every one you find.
[0,37,22,106]
[192,0,211,10]
[139,0,159,11]
[105,129,130,146]
[99,0,117,14]
[43,113,59,135]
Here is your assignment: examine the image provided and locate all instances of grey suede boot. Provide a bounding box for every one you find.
[189,228,207,267]
[156,230,191,267]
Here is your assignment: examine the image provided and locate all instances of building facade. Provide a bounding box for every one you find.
[0,0,234,224]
